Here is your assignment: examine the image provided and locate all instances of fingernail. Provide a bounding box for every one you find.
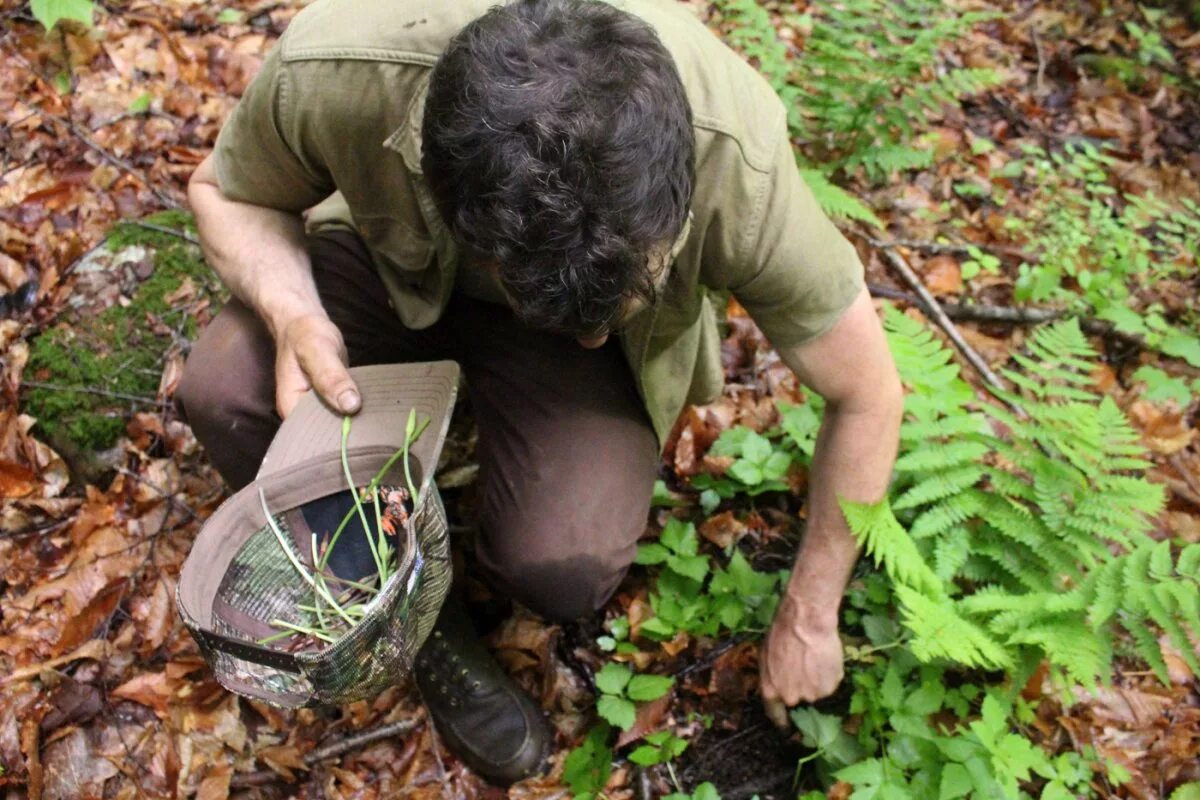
[338,389,360,412]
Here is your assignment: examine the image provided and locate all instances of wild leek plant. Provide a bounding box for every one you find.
[257,409,430,649]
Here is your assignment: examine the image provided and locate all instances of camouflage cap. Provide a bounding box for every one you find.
[177,361,459,708]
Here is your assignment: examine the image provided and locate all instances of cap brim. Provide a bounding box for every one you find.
[258,361,460,499]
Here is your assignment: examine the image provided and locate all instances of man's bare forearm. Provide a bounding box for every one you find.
[780,394,902,628]
[187,155,324,338]
[771,292,904,629]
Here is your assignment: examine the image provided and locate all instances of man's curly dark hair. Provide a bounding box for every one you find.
[422,0,695,337]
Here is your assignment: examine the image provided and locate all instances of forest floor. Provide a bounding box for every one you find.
[0,1,1198,799]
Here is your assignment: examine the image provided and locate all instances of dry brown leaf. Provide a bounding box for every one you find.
[111,671,175,718]
[41,727,120,800]
[0,459,39,498]
[130,577,174,656]
[921,254,963,295]
[55,581,125,653]
[195,764,232,800]
[699,511,747,549]
[2,639,108,686]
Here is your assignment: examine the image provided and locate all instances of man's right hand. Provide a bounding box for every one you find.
[274,313,361,419]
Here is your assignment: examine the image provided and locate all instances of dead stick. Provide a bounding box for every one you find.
[867,284,1146,349]
[20,380,162,405]
[863,236,1030,262]
[307,718,421,763]
[879,248,1012,396]
[230,718,422,788]
[41,113,182,209]
[125,220,199,245]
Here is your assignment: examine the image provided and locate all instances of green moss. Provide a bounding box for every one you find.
[23,211,226,452]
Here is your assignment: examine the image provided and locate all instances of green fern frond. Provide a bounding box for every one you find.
[893,465,986,510]
[797,168,883,227]
[894,585,1014,670]
[893,441,989,474]
[909,491,984,540]
[1009,621,1111,685]
[839,497,943,597]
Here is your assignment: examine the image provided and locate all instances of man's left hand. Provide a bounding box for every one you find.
[759,595,844,708]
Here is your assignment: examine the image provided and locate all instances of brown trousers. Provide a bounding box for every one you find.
[177,231,659,621]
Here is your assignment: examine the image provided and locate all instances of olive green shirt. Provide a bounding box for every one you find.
[211,0,865,448]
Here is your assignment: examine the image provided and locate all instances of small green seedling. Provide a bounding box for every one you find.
[563,723,614,800]
[594,662,675,731]
[628,730,689,767]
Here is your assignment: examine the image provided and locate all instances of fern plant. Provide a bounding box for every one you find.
[715,0,1002,221]
[844,308,1199,687]
[993,142,1200,368]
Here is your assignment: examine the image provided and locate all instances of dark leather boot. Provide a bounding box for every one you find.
[414,595,553,785]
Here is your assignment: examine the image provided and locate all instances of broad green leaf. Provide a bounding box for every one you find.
[597,695,636,731]
[762,450,792,480]
[563,724,612,797]
[627,674,674,702]
[216,8,244,23]
[638,617,676,640]
[1170,783,1200,800]
[836,757,884,786]
[594,662,632,695]
[30,0,95,31]
[938,762,972,800]
[627,744,662,766]
[1161,331,1200,368]
[660,518,697,555]
[741,432,773,463]
[636,543,670,565]
[692,784,721,800]
[668,553,710,582]
[727,459,764,485]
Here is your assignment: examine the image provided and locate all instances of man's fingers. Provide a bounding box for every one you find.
[763,698,790,729]
[294,335,361,415]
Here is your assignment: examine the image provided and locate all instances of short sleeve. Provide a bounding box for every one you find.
[719,115,865,348]
[211,46,333,212]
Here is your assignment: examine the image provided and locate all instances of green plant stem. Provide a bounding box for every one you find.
[320,573,380,594]
[318,416,430,574]
[340,416,387,581]
[310,532,327,630]
[258,487,355,626]
[256,630,294,646]
[269,618,337,643]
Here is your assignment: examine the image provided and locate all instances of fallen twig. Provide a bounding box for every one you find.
[20,380,162,406]
[37,110,182,210]
[866,284,1146,350]
[878,248,1013,398]
[229,718,423,788]
[125,221,199,245]
[861,234,1030,262]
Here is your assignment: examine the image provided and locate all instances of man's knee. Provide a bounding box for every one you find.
[177,300,274,430]
[475,516,639,623]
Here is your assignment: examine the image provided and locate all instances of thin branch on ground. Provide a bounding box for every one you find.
[866,284,1146,349]
[862,235,1029,262]
[1031,26,1048,96]
[20,380,162,406]
[114,466,199,521]
[39,111,183,209]
[229,718,423,788]
[877,248,1015,398]
[125,221,199,245]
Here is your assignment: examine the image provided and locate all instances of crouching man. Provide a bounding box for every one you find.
[179,0,903,784]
